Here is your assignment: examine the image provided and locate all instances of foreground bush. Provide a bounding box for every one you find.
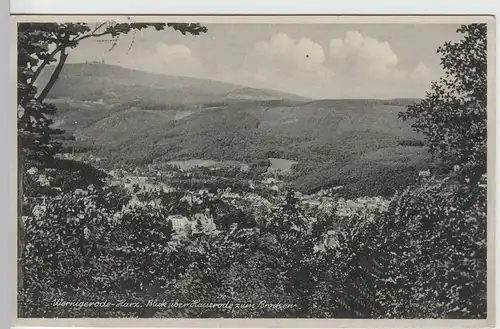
[364,175,487,318]
[19,166,487,318]
[20,184,194,317]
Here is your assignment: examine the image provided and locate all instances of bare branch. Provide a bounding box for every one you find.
[73,30,114,43]
[108,42,118,52]
[126,30,137,54]
[92,22,108,34]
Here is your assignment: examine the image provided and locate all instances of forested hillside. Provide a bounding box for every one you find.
[44,63,430,196]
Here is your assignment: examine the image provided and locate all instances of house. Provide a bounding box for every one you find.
[127,195,142,207]
[324,230,341,249]
[161,185,176,193]
[221,189,240,199]
[74,188,88,196]
[167,215,190,234]
[193,209,214,226]
[167,209,217,236]
[191,210,217,234]
[262,177,278,185]
[180,194,193,205]
[302,199,321,207]
[419,169,431,178]
[222,192,240,199]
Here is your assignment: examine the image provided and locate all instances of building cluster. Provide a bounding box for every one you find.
[167,209,216,236]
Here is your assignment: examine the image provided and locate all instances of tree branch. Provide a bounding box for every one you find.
[126,30,137,54]
[73,30,113,43]
[92,22,108,34]
[29,23,110,87]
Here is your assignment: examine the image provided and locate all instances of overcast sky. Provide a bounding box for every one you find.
[66,23,463,99]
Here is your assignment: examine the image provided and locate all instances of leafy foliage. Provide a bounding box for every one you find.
[365,175,487,318]
[399,24,487,181]
[19,160,487,318]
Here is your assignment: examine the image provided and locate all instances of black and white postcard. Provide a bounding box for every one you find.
[12,15,496,328]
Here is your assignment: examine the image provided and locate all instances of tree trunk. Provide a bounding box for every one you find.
[17,147,25,318]
[37,49,68,103]
[28,46,64,88]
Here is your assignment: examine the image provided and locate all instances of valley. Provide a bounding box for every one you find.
[47,63,434,197]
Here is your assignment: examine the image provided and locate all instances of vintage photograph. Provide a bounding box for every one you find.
[16,16,492,321]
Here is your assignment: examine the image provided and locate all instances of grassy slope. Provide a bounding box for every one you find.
[40,63,310,104]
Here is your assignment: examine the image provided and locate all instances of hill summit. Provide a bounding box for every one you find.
[39,63,311,106]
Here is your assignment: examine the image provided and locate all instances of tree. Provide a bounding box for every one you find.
[368,24,489,319]
[364,176,487,318]
[17,22,208,316]
[399,24,487,181]
[18,22,207,160]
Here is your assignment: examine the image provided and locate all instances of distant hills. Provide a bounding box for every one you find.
[39,63,311,106]
[44,63,432,197]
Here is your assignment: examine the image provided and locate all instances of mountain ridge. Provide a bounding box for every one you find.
[39,63,312,104]
[39,63,422,104]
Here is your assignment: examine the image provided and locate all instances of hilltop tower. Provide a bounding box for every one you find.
[90,57,105,64]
